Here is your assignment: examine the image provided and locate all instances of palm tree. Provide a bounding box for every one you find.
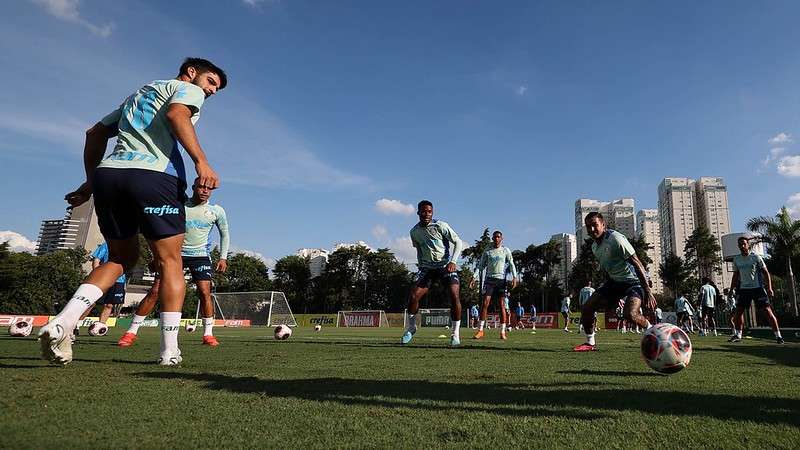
[746,207,800,316]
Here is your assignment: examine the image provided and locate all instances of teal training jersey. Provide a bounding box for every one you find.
[98,79,206,182]
[591,230,639,283]
[182,200,230,258]
[409,220,463,269]
[700,284,716,307]
[579,286,595,305]
[477,246,517,279]
[733,253,766,289]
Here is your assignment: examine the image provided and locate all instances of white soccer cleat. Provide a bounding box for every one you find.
[37,321,73,366]
[157,350,183,366]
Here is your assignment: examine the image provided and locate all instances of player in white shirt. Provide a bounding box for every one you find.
[729,237,784,344]
[561,295,571,332]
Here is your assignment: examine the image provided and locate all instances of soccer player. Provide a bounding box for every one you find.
[469,304,480,329]
[560,294,571,332]
[514,302,525,329]
[401,200,464,346]
[528,303,537,331]
[574,212,656,351]
[118,179,230,347]
[654,306,663,324]
[675,293,694,333]
[615,302,626,333]
[78,242,127,331]
[578,281,596,333]
[729,237,784,344]
[38,58,227,365]
[470,230,517,340]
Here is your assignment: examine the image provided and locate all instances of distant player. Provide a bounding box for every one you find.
[401,200,464,346]
[615,302,626,333]
[118,179,230,347]
[729,237,783,344]
[514,302,525,329]
[78,242,127,332]
[574,212,656,351]
[470,231,517,340]
[38,58,227,366]
[577,281,596,333]
[528,303,537,331]
[654,306,663,324]
[561,294,571,332]
[469,304,480,329]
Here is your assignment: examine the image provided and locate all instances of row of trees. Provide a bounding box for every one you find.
[1,208,797,317]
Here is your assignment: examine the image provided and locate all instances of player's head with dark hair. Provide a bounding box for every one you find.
[178,57,227,97]
[417,200,433,225]
[492,230,503,247]
[737,236,751,254]
[702,277,711,285]
[584,212,606,240]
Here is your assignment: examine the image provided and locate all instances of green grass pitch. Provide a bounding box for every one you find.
[1,326,798,449]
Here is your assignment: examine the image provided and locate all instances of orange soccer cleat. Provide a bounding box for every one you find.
[117,332,138,347]
[202,335,220,346]
[572,343,597,352]
[473,330,485,340]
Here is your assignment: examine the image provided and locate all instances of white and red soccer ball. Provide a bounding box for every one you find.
[314,325,322,332]
[641,323,692,374]
[8,320,32,337]
[274,324,292,340]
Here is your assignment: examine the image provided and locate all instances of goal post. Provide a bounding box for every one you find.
[211,291,297,327]
[336,310,389,327]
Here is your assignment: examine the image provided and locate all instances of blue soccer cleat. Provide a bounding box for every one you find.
[400,330,415,344]
[450,335,461,347]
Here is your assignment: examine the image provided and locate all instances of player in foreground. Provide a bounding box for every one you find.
[574,212,656,351]
[470,230,518,340]
[401,200,464,346]
[38,58,226,365]
[118,179,230,347]
[729,237,784,344]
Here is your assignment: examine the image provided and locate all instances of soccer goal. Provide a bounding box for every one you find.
[212,291,297,327]
[337,310,389,327]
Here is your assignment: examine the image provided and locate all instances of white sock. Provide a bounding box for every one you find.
[128,314,146,335]
[54,284,104,329]
[645,321,652,330]
[451,320,460,338]
[159,312,182,355]
[203,317,214,336]
[775,330,782,338]
[736,329,742,338]
[406,314,416,333]
[586,332,596,346]
[501,323,507,332]
[479,320,485,331]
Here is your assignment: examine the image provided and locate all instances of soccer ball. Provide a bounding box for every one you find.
[641,323,692,374]
[88,321,108,337]
[8,320,32,337]
[186,322,197,333]
[314,325,322,332]
[274,324,292,340]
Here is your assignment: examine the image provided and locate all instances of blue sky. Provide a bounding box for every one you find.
[2,0,800,265]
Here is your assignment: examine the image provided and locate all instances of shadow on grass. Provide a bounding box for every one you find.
[135,372,800,426]
[719,345,800,368]
[240,340,557,353]
[557,370,661,377]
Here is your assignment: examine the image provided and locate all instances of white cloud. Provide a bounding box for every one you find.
[375,198,415,216]
[0,112,85,149]
[516,85,528,96]
[0,231,37,254]
[762,147,786,167]
[787,193,800,219]
[231,247,276,269]
[777,155,800,177]
[32,0,114,37]
[371,225,388,240]
[243,0,277,6]
[388,236,416,263]
[768,132,793,145]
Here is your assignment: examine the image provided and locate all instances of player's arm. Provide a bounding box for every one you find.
[729,270,739,294]
[443,224,463,273]
[65,111,120,207]
[760,264,773,297]
[628,254,656,311]
[165,103,218,189]
[506,248,518,288]
[215,207,230,273]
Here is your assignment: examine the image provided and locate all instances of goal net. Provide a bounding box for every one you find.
[404,308,451,328]
[210,291,297,327]
[337,310,389,327]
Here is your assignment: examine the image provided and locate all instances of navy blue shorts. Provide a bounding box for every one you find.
[93,168,187,240]
[183,256,214,282]
[736,288,770,309]
[98,282,126,305]
[481,277,507,297]
[415,267,459,289]
[596,280,644,309]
